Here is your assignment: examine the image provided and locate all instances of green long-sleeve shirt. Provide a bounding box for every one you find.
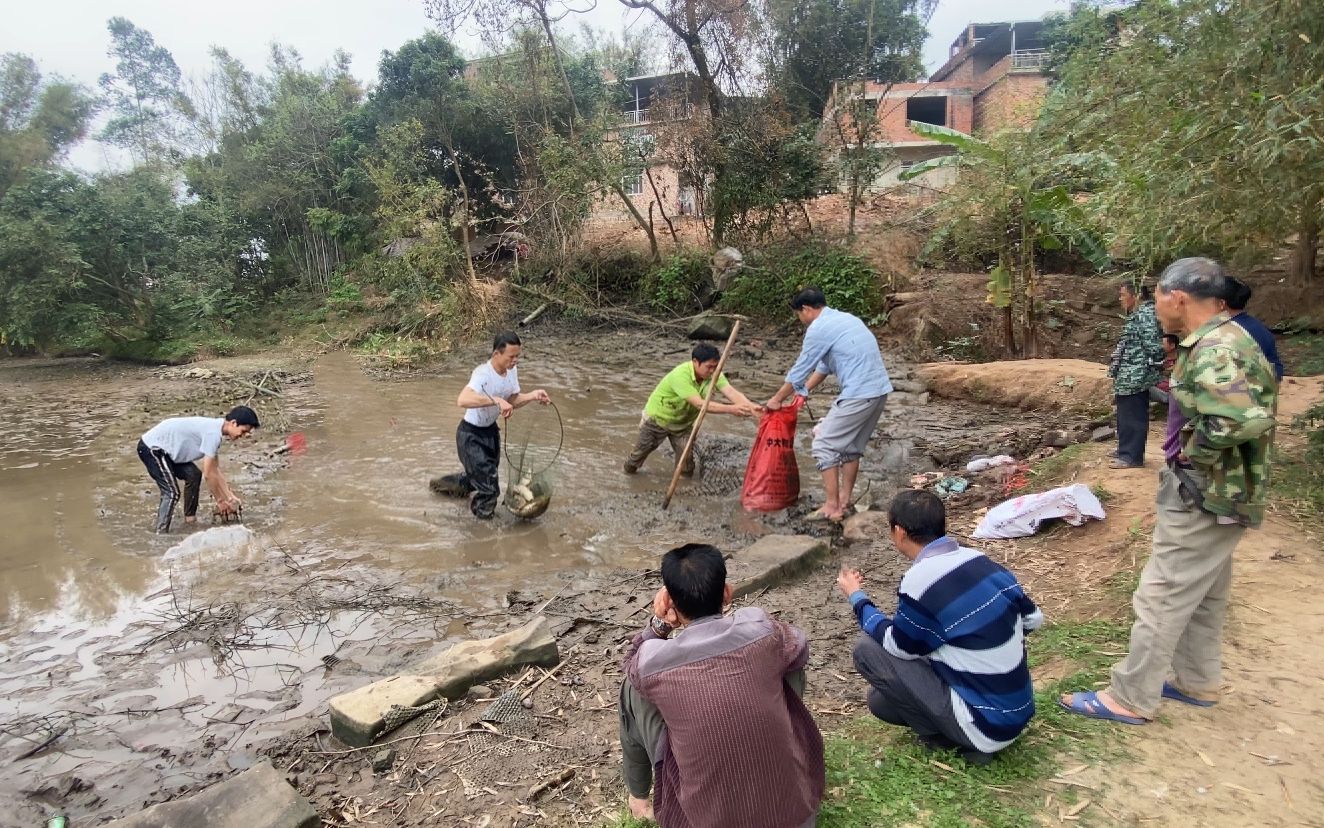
[1171,312,1278,527]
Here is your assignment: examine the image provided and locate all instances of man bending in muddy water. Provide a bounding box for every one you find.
[766,287,893,521]
[137,405,259,533]
[432,331,551,519]
[623,343,761,476]
[620,543,824,827]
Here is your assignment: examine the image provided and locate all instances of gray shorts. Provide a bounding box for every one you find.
[812,395,887,471]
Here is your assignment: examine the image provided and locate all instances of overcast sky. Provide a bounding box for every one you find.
[2,0,1066,172]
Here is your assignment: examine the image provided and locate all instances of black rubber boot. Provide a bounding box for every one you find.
[429,473,472,498]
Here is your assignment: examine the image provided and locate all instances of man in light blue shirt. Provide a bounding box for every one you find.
[766,287,892,521]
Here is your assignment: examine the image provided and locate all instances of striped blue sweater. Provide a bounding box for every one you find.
[850,536,1044,752]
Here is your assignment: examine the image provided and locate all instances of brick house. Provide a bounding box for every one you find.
[819,19,1050,191]
[592,72,705,225]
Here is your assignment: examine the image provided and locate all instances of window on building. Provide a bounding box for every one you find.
[623,172,644,196]
[906,96,947,127]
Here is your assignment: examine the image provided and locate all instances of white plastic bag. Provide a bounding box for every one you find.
[965,455,1017,473]
[973,483,1106,540]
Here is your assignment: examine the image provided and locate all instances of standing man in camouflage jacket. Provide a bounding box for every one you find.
[1060,258,1278,725]
[1107,283,1165,468]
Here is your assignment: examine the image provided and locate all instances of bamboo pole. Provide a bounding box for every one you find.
[662,319,741,510]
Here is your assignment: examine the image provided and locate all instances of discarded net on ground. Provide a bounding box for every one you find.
[503,400,562,519]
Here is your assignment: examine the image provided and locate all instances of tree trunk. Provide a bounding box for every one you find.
[538,5,580,132]
[446,144,480,286]
[644,164,679,246]
[1001,305,1017,358]
[1292,193,1320,285]
[847,170,860,239]
[613,183,660,262]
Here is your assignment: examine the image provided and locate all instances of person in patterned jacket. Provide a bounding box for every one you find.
[1060,258,1278,726]
[1107,282,1165,468]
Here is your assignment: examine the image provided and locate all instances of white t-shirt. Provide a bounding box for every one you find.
[141,416,225,463]
[463,361,520,427]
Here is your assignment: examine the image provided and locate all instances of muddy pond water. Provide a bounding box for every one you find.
[0,334,1042,823]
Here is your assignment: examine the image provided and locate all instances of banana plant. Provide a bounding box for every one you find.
[900,120,1110,356]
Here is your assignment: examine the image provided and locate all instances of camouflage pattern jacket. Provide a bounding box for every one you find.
[1172,312,1278,527]
[1108,301,1165,395]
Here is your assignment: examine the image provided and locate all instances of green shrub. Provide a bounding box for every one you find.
[640,253,710,314]
[720,244,885,321]
[104,331,254,364]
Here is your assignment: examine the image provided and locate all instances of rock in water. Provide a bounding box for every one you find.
[687,315,735,341]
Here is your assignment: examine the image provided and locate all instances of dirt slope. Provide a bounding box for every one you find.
[918,358,1113,415]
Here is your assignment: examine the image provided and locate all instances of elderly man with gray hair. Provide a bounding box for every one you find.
[1060,258,1278,725]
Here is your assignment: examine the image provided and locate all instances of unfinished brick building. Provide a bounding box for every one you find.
[592,72,705,226]
[819,19,1050,191]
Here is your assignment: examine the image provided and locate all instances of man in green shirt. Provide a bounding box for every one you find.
[625,344,761,476]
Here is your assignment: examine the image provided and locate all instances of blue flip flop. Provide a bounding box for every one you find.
[1057,691,1148,725]
[1162,682,1217,707]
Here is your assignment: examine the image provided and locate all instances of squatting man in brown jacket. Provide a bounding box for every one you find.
[619,543,825,828]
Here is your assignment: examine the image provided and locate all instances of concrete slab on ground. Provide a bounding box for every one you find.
[329,615,560,747]
[104,760,317,828]
[728,535,830,600]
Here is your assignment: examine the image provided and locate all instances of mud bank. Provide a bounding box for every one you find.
[1,332,1108,827]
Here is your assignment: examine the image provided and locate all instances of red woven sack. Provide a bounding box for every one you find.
[741,396,804,511]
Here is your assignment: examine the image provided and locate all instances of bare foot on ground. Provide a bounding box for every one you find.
[628,794,654,820]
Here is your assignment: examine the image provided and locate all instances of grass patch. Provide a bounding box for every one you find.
[104,333,257,365]
[1268,451,1324,537]
[1278,331,1324,376]
[818,618,1130,828]
[1029,443,1089,487]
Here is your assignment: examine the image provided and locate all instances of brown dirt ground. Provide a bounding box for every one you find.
[917,358,1113,416]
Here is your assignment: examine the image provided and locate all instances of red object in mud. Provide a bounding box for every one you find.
[286,432,307,455]
[741,396,804,512]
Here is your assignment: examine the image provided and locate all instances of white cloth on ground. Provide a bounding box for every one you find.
[973,483,1106,540]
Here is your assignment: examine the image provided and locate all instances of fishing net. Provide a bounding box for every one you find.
[503,400,563,519]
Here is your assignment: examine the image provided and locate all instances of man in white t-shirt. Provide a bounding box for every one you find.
[137,405,260,533]
[431,332,551,519]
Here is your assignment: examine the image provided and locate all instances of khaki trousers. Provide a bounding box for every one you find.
[625,415,696,475]
[1108,466,1244,717]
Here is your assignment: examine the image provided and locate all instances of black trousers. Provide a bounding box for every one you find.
[1115,392,1151,465]
[456,421,501,518]
[137,439,202,532]
[851,635,977,751]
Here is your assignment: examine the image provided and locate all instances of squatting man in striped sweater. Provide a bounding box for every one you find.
[837,489,1044,764]
[136,406,260,533]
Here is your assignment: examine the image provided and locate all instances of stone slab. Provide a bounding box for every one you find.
[841,510,890,545]
[329,615,559,747]
[105,760,317,828]
[728,535,830,600]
